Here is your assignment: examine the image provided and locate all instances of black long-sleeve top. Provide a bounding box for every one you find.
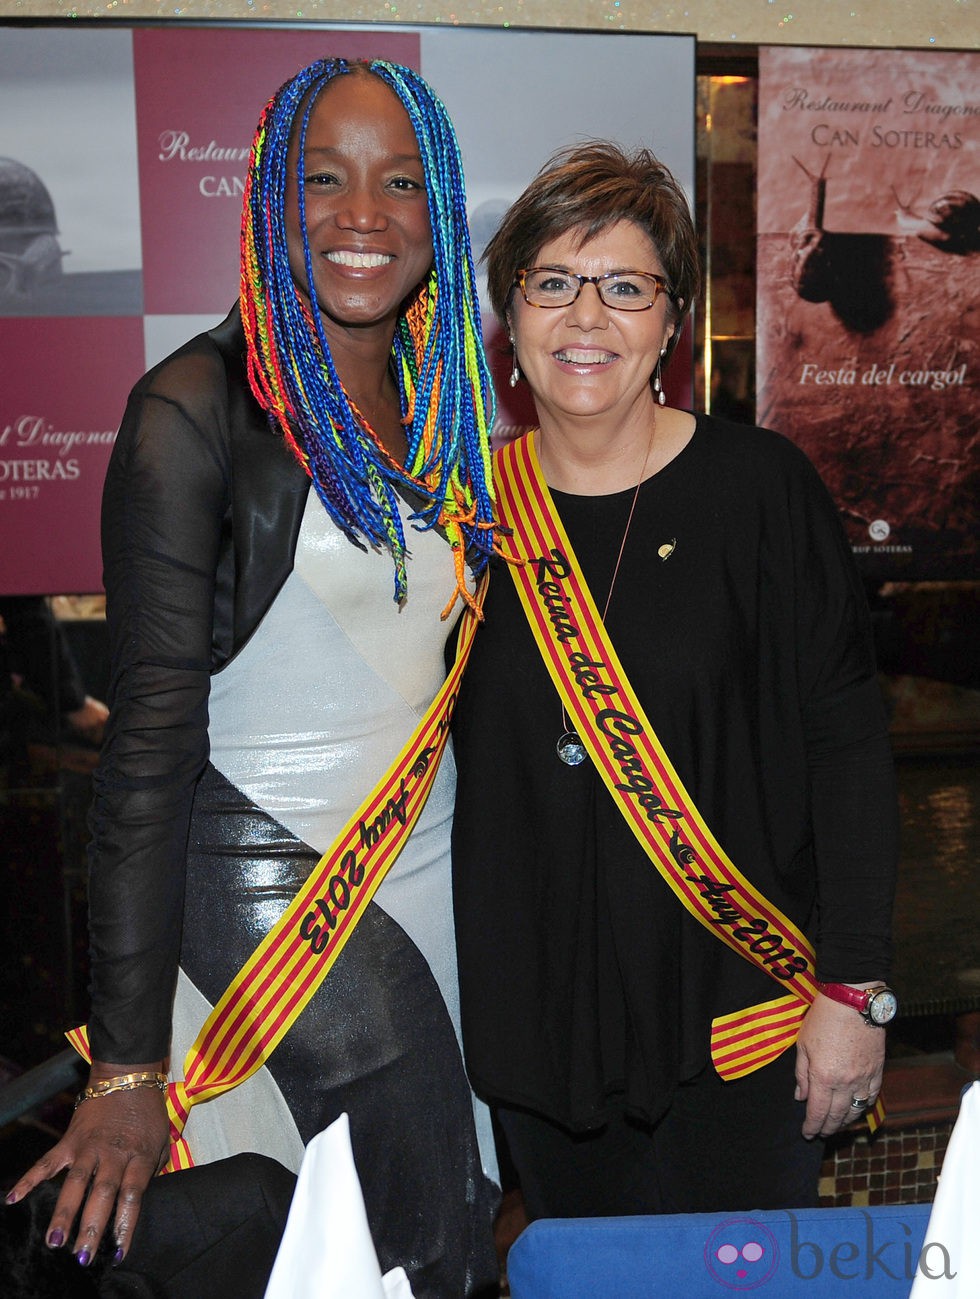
[87,308,311,1064]
[451,417,899,1131]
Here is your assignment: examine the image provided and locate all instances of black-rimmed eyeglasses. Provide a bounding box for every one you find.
[514,267,674,312]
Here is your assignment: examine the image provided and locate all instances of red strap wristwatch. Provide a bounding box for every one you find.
[817,982,898,1026]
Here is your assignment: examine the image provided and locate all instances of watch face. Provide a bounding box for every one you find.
[867,988,898,1025]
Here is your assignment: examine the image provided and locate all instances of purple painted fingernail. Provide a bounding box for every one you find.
[4,1192,17,1205]
[76,1249,91,1267]
[47,1229,65,1249]
[114,1247,125,1265]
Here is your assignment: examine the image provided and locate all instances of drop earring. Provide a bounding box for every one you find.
[653,347,667,406]
[509,334,520,389]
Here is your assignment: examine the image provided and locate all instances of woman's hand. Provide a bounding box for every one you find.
[795,992,886,1139]
[5,1062,170,1264]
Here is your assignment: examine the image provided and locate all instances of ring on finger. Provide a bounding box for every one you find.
[850,1095,871,1109]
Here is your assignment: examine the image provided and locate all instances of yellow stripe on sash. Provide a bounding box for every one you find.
[69,580,484,1169]
[494,435,883,1131]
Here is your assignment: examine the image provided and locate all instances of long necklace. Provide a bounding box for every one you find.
[555,426,656,766]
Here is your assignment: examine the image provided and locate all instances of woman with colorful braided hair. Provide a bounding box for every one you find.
[9,59,500,1298]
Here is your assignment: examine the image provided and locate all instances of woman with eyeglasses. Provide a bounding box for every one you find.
[450,142,899,1217]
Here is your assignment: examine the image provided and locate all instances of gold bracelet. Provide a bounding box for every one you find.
[75,1072,168,1109]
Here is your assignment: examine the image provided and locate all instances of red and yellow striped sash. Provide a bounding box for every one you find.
[494,434,883,1129]
[69,579,486,1167]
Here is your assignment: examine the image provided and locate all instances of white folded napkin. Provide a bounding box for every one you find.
[381,1267,414,1297]
[264,1112,416,1299]
[909,1080,979,1295]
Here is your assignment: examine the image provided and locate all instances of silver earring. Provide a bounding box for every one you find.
[653,351,666,406]
[509,335,520,389]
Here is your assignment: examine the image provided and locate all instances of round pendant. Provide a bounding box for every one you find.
[557,731,587,766]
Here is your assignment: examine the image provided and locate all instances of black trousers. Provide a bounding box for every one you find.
[497,1048,824,1220]
[115,1153,295,1297]
[2,1154,295,1299]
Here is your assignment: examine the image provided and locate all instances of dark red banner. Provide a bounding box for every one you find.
[756,46,979,580]
[0,318,145,594]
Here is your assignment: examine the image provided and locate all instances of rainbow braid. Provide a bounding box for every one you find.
[240,57,496,611]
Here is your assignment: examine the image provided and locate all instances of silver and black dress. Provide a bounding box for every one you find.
[87,308,498,1298]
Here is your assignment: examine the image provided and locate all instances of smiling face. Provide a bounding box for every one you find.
[285,72,434,341]
[509,220,675,436]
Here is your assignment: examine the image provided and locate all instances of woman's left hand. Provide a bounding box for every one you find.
[795,992,886,1139]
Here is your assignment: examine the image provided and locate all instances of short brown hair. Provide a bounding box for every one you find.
[484,141,700,362]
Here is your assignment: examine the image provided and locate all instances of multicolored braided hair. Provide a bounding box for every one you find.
[240,57,497,614]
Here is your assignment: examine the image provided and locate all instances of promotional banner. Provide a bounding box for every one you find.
[0,23,695,595]
[756,47,978,581]
[0,318,145,594]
